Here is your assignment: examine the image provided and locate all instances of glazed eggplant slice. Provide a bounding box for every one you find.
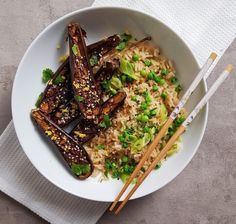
[95,61,118,83]
[51,99,80,127]
[68,22,101,123]
[87,34,120,69]
[40,35,120,123]
[71,91,127,143]
[87,34,120,57]
[31,109,93,179]
[39,58,72,114]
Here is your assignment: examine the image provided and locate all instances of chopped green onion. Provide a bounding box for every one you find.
[99,115,112,128]
[116,33,132,52]
[175,84,182,93]
[126,135,137,142]
[118,135,125,143]
[105,160,113,170]
[167,126,174,137]
[148,71,156,80]
[154,162,162,170]
[126,76,134,82]
[120,32,132,42]
[121,75,127,82]
[141,167,146,172]
[153,75,160,83]
[110,88,117,95]
[149,108,157,117]
[142,90,149,97]
[121,155,129,163]
[123,164,135,174]
[89,54,98,66]
[97,144,105,150]
[144,59,152,67]
[42,68,53,83]
[161,69,168,76]
[131,95,138,102]
[72,44,78,55]
[152,85,159,92]
[112,170,120,179]
[122,142,129,148]
[132,53,140,61]
[101,80,110,91]
[161,92,167,100]
[140,103,148,110]
[143,127,150,133]
[35,92,44,107]
[174,116,185,128]
[170,77,177,84]
[75,95,84,102]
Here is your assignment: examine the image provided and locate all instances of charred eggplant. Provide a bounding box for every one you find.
[31,109,93,179]
[71,91,126,143]
[39,58,72,114]
[68,22,101,123]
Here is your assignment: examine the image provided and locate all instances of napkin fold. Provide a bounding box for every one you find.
[93,0,236,67]
[0,122,109,224]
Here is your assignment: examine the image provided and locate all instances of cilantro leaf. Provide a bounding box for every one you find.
[35,92,44,107]
[42,68,53,83]
[116,42,126,51]
[71,163,91,176]
[120,33,132,42]
[99,115,112,128]
[53,75,64,84]
[116,33,132,51]
[101,80,111,92]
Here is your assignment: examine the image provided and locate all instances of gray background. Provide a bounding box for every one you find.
[0,0,235,223]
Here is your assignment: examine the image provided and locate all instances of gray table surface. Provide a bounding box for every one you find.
[0,1,236,224]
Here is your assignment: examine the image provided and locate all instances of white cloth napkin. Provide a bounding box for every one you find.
[1,1,236,223]
[93,0,236,67]
[0,122,109,224]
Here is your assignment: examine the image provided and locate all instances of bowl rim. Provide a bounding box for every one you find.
[11,5,208,201]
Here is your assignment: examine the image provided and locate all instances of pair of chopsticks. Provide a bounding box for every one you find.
[110,52,234,214]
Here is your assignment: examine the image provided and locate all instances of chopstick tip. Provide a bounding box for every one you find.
[226,64,234,73]
[210,52,217,61]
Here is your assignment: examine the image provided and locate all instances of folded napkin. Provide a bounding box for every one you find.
[1,1,236,223]
[0,122,109,224]
[93,0,236,67]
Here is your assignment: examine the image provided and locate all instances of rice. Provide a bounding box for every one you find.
[85,40,184,180]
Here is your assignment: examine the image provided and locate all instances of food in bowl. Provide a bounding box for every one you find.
[31,22,186,181]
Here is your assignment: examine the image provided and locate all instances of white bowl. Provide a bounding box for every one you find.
[12,6,207,201]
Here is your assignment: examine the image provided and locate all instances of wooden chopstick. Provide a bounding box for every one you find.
[110,52,217,211]
[115,64,234,214]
